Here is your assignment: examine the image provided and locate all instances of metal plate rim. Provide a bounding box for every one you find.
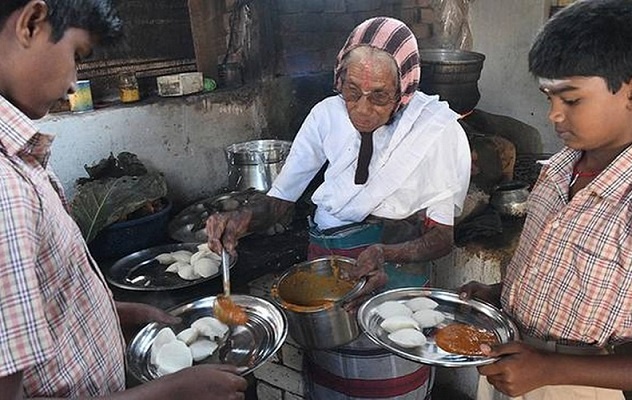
[104,242,235,292]
[126,294,288,381]
[357,287,517,368]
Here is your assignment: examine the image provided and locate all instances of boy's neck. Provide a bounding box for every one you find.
[581,143,632,172]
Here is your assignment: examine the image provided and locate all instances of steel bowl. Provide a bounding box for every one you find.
[127,294,287,381]
[271,256,366,349]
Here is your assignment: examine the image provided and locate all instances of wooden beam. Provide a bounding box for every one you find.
[187,0,226,80]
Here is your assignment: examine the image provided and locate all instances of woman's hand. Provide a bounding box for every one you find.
[205,209,252,256]
[458,281,502,308]
[115,302,180,344]
[343,245,388,310]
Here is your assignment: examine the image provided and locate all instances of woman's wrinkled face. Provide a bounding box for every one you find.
[341,57,398,133]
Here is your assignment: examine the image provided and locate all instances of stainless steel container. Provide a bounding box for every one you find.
[271,256,366,349]
[225,140,292,192]
[490,180,530,218]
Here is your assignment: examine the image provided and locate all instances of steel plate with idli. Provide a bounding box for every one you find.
[127,294,287,381]
[105,243,235,291]
[357,287,516,367]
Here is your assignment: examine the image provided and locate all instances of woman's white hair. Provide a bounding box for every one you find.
[339,46,399,87]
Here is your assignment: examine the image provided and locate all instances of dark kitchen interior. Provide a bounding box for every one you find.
[30,0,632,399]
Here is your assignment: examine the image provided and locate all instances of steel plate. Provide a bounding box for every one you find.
[357,287,516,367]
[168,190,259,243]
[105,243,235,291]
[127,295,288,381]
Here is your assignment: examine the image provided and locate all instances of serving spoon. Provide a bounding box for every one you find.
[213,249,248,325]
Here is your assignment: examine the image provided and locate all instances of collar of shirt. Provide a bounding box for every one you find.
[544,145,632,204]
[0,95,56,167]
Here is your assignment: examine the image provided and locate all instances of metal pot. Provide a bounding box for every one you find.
[225,139,292,192]
[271,256,366,349]
[490,180,530,218]
[419,49,485,114]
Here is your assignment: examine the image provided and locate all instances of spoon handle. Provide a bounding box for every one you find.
[221,249,231,296]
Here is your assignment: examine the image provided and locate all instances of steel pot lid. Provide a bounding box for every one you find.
[225,139,292,165]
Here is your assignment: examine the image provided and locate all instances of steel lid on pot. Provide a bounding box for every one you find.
[225,139,292,165]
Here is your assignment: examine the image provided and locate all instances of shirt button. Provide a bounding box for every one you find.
[551,220,560,229]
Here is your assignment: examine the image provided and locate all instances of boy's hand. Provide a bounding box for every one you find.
[115,301,181,343]
[458,281,502,308]
[165,364,248,400]
[477,341,551,397]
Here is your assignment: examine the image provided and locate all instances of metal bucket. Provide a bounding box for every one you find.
[271,256,366,349]
[305,333,433,400]
[225,139,292,192]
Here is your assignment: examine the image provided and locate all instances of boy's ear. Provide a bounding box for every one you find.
[15,0,49,47]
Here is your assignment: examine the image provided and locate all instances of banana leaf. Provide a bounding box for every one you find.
[70,172,168,243]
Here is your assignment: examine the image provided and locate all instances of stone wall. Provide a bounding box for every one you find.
[272,0,436,76]
[203,0,441,82]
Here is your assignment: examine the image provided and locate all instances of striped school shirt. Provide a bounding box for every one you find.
[0,95,126,396]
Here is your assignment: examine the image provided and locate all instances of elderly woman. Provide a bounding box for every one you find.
[206,16,471,398]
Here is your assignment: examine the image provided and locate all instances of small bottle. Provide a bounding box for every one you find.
[119,72,140,103]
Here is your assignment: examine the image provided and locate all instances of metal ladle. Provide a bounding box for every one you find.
[221,249,231,296]
[214,249,248,325]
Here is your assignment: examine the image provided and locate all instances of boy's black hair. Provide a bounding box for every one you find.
[0,0,122,46]
[529,0,632,93]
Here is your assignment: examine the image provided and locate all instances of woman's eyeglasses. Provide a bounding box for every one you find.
[339,84,399,106]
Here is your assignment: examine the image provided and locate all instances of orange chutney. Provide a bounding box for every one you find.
[435,323,498,356]
[272,266,356,312]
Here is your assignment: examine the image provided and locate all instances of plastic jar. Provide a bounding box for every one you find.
[119,72,140,103]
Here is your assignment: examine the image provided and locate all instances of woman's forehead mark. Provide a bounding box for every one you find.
[361,58,373,87]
